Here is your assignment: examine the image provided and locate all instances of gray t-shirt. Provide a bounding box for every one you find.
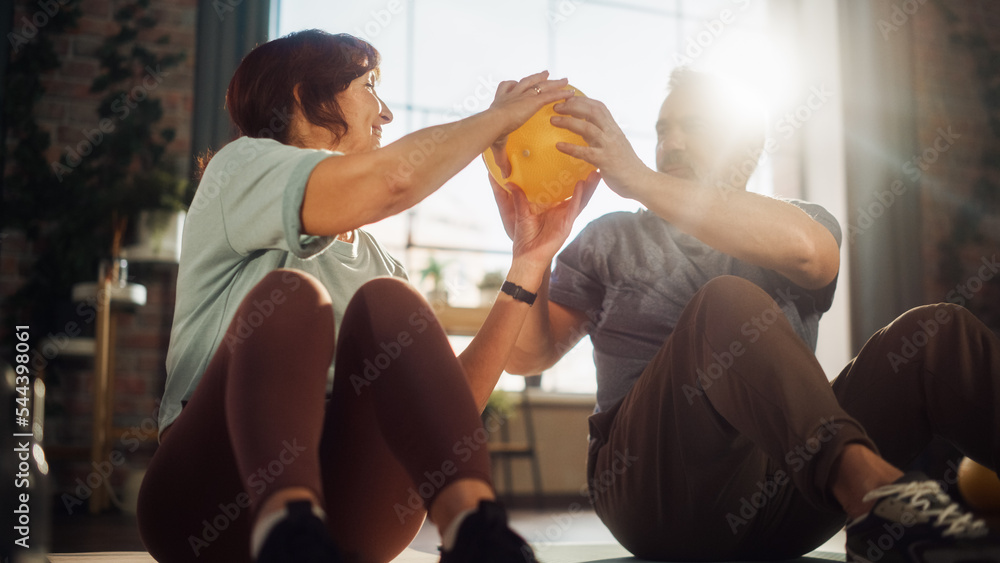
[159,137,407,436]
[549,200,841,413]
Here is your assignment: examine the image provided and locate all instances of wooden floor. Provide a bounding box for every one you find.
[50,501,620,554]
[49,501,849,560]
[52,509,147,552]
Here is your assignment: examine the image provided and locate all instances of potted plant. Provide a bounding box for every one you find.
[482,388,516,428]
[477,270,505,307]
[1,0,189,467]
[420,256,450,305]
[2,0,189,343]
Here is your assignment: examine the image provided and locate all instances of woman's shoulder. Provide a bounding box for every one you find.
[211,136,291,163]
[199,137,337,193]
[355,229,396,259]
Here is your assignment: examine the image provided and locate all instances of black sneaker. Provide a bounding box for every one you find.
[257,500,342,563]
[439,500,538,562]
[845,472,1000,563]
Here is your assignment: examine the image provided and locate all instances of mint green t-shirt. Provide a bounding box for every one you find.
[159,137,407,437]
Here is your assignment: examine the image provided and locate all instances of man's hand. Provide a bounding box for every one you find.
[549,97,649,200]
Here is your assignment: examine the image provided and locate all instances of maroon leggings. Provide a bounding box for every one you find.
[137,270,493,563]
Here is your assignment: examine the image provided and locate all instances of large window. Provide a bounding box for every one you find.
[274,0,793,394]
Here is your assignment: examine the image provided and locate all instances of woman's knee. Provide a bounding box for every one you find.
[242,268,333,325]
[355,276,423,303]
[347,277,429,322]
[250,269,332,311]
[225,269,336,362]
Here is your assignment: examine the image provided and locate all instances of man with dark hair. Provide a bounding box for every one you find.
[502,68,1000,562]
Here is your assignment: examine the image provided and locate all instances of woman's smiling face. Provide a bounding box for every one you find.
[331,70,394,154]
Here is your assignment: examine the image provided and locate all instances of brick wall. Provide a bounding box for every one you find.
[911,1,1000,326]
[2,0,197,499]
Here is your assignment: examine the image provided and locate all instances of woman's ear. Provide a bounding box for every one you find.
[285,86,313,149]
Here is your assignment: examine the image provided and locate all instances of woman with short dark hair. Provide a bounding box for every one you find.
[137,29,599,563]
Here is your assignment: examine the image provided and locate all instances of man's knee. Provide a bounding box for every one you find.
[698,276,772,306]
[694,276,779,329]
[889,302,969,337]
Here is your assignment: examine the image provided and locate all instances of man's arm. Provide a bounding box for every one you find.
[550,97,840,290]
[621,171,839,290]
[504,270,591,376]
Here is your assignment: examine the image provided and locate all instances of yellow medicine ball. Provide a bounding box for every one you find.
[483,85,597,210]
[958,457,1000,512]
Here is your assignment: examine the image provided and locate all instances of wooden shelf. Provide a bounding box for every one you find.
[432,304,491,336]
[71,282,147,308]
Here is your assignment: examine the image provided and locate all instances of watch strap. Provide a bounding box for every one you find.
[500,280,537,306]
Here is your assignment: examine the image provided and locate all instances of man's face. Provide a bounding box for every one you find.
[655,87,720,182]
[655,87,754,186]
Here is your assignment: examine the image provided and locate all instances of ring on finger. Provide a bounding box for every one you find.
[532,85,542,94]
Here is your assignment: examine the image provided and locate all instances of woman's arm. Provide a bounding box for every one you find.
[458,173,600,412]
[300,72,573,237]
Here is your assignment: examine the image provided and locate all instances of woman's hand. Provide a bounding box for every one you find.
[488,72,574,171]
[490,170,601,277]
[549,97,649,200]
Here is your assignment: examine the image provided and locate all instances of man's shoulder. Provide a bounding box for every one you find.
[581,209,656,235]
[561,210,674,269]
[776,197,842,244]
[776,196,835,219]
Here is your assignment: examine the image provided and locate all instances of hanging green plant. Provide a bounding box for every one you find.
[2,0,189,347]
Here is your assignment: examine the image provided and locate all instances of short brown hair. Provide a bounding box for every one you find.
[226,29,381,145]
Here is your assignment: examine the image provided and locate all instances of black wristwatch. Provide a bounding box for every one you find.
[500,280,537,306]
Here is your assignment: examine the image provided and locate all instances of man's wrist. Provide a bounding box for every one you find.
[628,165,661,202]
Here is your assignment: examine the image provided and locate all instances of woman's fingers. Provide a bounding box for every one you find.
[530,77,571,92]
[509,72,571,100]
[514,80,572,106]
[508,183,534,220]
[568,171,601,219]
[488,175,516,240]
[575,171,602,211]
[515,70,550,88]
[552,171,600,221]
[495,80,518,95]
